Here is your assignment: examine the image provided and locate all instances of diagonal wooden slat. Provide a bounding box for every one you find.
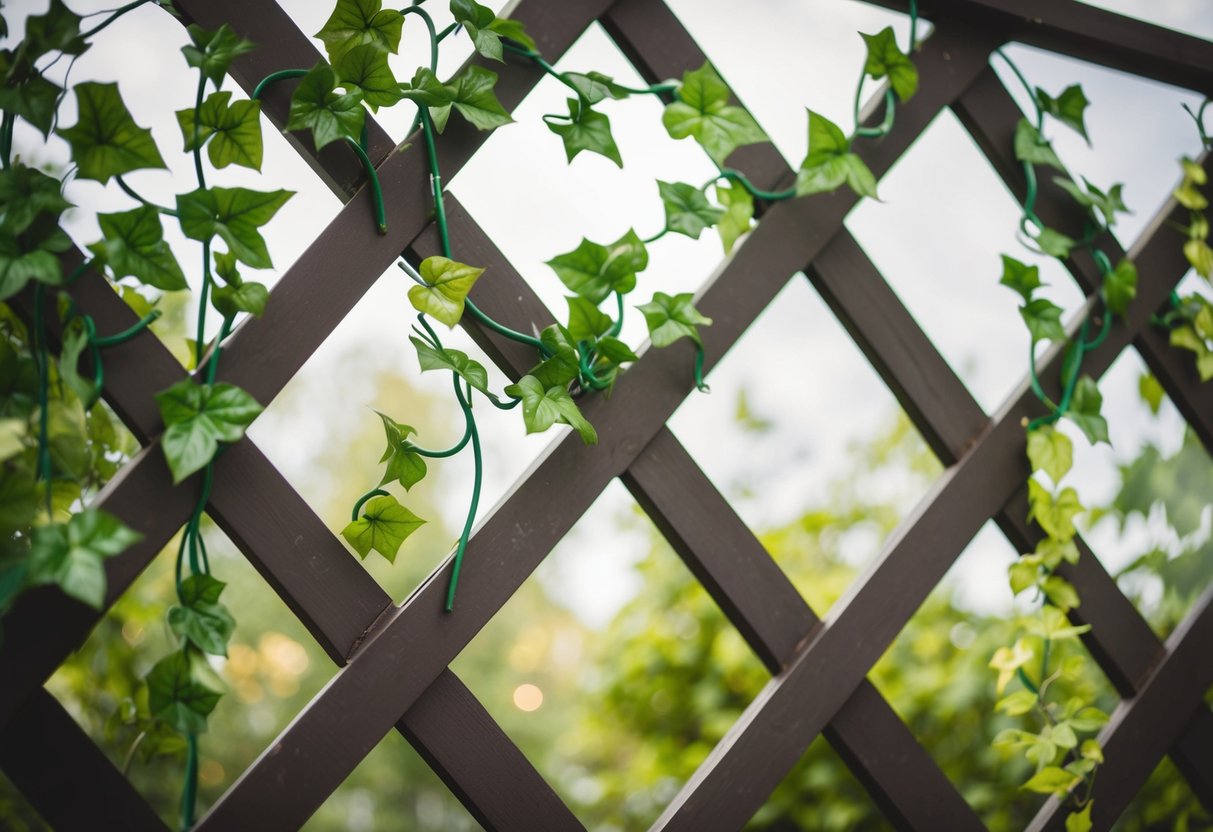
[191,24,1001,829]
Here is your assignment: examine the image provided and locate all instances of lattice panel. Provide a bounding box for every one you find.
[2,1,1213,830]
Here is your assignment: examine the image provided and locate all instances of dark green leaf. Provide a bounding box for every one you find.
[155,380,263,483]
[211,281,267,318]
[1036,84,1090,141]
[410,335,493,397]
[530,324,580,389]
[546,98,621,167]
[0,214,70,300]
[57,82,166,183]
[176,186,293,269]
[795,109,878,199]
[1020,297,1065,343]
[657,180,723,240]
[0,163,71,234]
[546,229,648,304]
[485,16,536,51]
[27,509,141,608]
[1053,177,1127,227]
[57,319,93,405]
[1014,119,1065,172]
[181,24,256,86]
[0,73,61,137]
[285,63,366,150]
[334,43,400,109]
[315,0,403,63]
[662,62,766,164]
[168,574,235,656]
[176,90,263,170]
[450,0,502,60]
[565,296,612,343]
[23,0,85,60]
[565,71,630,105]
[637,291,712,347]
[860,26,917,101]
[503,374,597,444]
[406,256,485,327]
[89,206,188,291]
[440,65,512,132]
[146,649,225,734]
[595,336,638,364]
[1068,376,1109,444]
[999,254,1041,301]
[341,493,424,562]
[398,66,454,107]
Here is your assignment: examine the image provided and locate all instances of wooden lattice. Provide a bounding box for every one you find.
[2,0,1213,829]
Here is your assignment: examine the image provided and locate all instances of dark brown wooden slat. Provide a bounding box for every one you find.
[192,29,999,828]
[1028,586,1213,831]
[646,160,1203,830]
[866,0,1213,94]
[0,689,168,832]
[952,68,1213,452]
[1170,707,1213,814]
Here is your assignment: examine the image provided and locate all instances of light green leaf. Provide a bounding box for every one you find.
[1022,766,1081,796]
[1008,560,1038,595]
[503,375,597,444]
[1068,376,1109,445]
[637,291,712,348]
[1028,479,1084,541]
[27,509,142,609]
[1014,119,1065,172]
[177,90,263,170]
[341,493,425,562]
[662,62,766,164]
[565,71,630,105]
[57,82,166,183]
[999,254,1042,301]
[450,0,502,60]
[1138,372,1165,414]
[1053,177,1127,227]
[1020,297,1065,342]
[155,380,263,484]
[546,98,621,166]
[285,63,367,150]
[89,206,188,291]
[169,574,235,656]
[795,109,878,199]
[1103,258,1136,318]
[1065,803,1093,832]
[1042,575,1080,610]
[1184,238,1213,278]
[530,325,581,389]
[995,690,1037,717]
[0,418,24,463]
[595,336,638,364]
[146,649,225,735]
[176,186,293,269]
[658,180,724,239]
[315,0,403,63]
[410,335,494,398]
[406,256,485,327]
[1036,84,1090,141]
[715,180,754,254]
[1027,424,1072,483]
[565,296,612,344]
[376,412,426,490]
[442,65,512,132]
[181,24,256,86]
[546,229,648,304]
[1035,227,1076,259]
[334,43,401,109]
[860,26,917,101]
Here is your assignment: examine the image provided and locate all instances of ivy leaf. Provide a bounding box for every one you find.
[1036,84,1090,142]
[988,638,1033,694]
[1042,575,1081,610]
[58,319,95,406]
[1053,177,1127,227]
[1028,479,1084,541]
[181,24,256,86]
[658,180,724,240]
[1034,227,1076,260]
[341,493,425,562]
[1171,325,1213,381]
[406,256,485,327]
[315,0,403,64]
[1022,766,1081,796]
[0,214,71,300]
[0,164,71,235]
[450,0,503,60]
[176,186,293,269]
[1065,804,1093,832]
[565,296,612,344]
[334,44,401,109]
[1102,258,1136,318]
[1014,119,1065,172]
[1067,376,1109,445]
[1138,372,1165,414]
[662,62,766,165]
[530,324,581,389]
[1020,297,1065,343]
[715,181,754,254]
[398,66,454,107]
[860,26,917,101]
[485,16,536,51]
[638,291,712,348]
[0,73,61,137]
[1184,239,1213,278]
[57,82,167,183]
[146,650,225,735]
[155,380,263,484]
[503,375,597,444]
[1008,561,1038,596]
[168,574,235,656]
[27,509,142,609]
[1027,424,1073,484]
[999,255,1042,302]
[286,63,366,150]
[410,336,494,398]
[376,412,426,490]
[176,91,263,170]
[795,109,878,199]
[436,65,512,132]
[546,229,648,304]
[995,689,1038,716]
[89,206,188,291]
[595,336,638,365]
[565,71,631,105]
[23,0,86,61]
[546,98,621,167]
[211,281,268,318]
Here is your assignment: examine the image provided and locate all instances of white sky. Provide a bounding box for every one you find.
[5,0,1213,626]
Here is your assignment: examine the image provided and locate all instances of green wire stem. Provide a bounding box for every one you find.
[642,228,669,244]
[709,169,796,203]
[445,381,482,612]
[995,48,1045,132]
[116,175,177,216]
[402,5,439,73]
[0,113,13,169]
[180,732,198,831]
[608,292,625,337]
[93,309,162,347]
[205,316,234,386]
[251,68,307,100]
[81,0,151,38]
[351,488,391,522]
[693,344,709,392]
[194,240,212,368]
[502,41,675,98]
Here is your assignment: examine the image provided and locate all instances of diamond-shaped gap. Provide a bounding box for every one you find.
[449,478,769,829]
[664,0,919,168]
[452,22,726,348]
[301,729,479,832]
[846,108,1086,414]
[3,0,344,361]
[667,272,943,614]
[1115,753,1213,830]
[1065,344,1213,640]
[43,522,335,825]
[1075,1,1213,45]
[868,519,1120,829]
[992,41,1208,245]
[244,259,557,602]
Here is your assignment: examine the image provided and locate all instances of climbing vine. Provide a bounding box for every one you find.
[2,0,1208,828]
